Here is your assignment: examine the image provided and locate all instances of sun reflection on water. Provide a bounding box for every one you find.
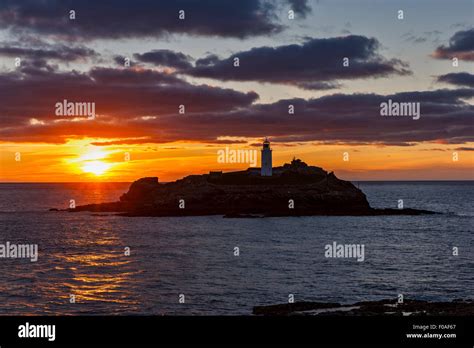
[51,224,142,310]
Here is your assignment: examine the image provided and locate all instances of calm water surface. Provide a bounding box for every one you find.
[0,181,472,315]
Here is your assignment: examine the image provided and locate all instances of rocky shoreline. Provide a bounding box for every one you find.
[253,298,474,316]
[54,159,437,217]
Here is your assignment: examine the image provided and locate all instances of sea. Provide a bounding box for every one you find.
[0,181,472,315]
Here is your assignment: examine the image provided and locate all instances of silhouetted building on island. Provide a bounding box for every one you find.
[209,171,223,179]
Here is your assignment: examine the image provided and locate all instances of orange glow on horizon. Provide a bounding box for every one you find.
[0,138,473,182]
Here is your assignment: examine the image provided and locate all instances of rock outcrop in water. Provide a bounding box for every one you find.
[63,159,435,217]
[252,298,474,316]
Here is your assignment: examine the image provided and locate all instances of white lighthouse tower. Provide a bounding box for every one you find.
[261,137,272,176]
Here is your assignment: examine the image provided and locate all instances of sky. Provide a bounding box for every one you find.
[0,0,473,182]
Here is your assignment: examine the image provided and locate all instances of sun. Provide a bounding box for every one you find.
[81,160,111,176]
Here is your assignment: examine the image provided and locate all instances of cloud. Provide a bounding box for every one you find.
[195,54,220,67]
[89,67,184,86]
[186,35,411,89]
[0,66,259,131]
[0,43,96,61]
[133,50,193,69]
[402,33,427,44]
[1,61,472,147]
[286,0,311,17]
[437,72,474,88]
[0,0,288,39]
[454,147,474,151]
[432,28,474,60]
[297,81,342,90]
[113,55,133,67]
[90,138,156,146]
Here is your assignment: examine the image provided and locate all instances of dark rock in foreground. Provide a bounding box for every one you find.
[253,298,474,316]
[58,159,437,217]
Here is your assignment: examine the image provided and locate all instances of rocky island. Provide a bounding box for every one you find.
[61,157,435,217]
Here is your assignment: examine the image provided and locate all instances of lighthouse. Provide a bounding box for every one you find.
[261,137,272,176]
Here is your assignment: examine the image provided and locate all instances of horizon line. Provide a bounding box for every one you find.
[1,180,473,184]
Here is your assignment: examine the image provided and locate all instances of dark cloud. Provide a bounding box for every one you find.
[0,66,259,130]
[113,55,133,67]
[15,58,59,76]
[89,67,185,86]
[199,139,248,145]
[432,28,474,60]
[0,43,96,61]
[455,147,474,151]
[90,138,249,146]
[133,50,193,69]
[195,54,220,67]
[297,81,342,90]
[437,72,474,88]
[186,35,411,89]
[0,0,287,39]
[153,88,472,145]
[1,61,472,146]
[90,138,157,146]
